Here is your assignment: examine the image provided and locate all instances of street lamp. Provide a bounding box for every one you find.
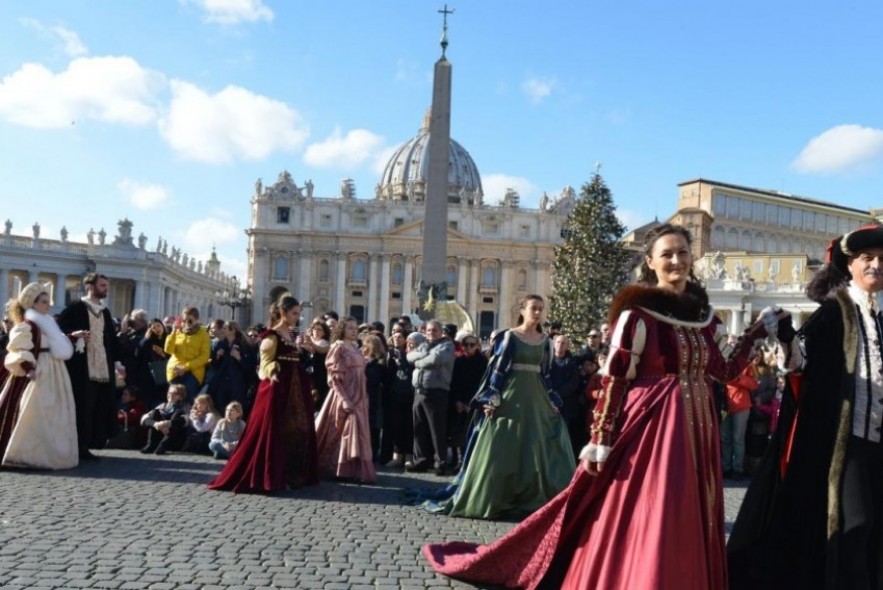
[215,278,250,321]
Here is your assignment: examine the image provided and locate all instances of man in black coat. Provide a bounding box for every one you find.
[729,224,883,590]
[57,273,121,460]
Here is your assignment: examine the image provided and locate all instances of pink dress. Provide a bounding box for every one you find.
[314,340,376,483]
[424,292,762,590]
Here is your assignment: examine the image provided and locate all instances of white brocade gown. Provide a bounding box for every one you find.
[1,309,78,469]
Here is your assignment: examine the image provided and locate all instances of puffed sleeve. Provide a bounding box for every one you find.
[4,323,37,377]
[584,310,646,462]
[257,334,279,380]
[325,342,357,411]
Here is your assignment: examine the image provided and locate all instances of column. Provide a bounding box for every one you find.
[0,268,8,310]
[133,280,147,312]
[499,261,514,327]
[334,252,347,314]
[53,273,65,311]
[298,251,312,304]
[28,270,37,284]
[402,256,414,316]
[531,259,545,298]
[456,259,467,303]
[150,282,163,318]
[379,254,391,324]
[468,260,479,323]
[367,254,379,321]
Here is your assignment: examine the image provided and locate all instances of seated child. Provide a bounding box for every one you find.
[109,386,147,449]
[209,401,246,460]
[140,384,191,455]
[182,393,221,454]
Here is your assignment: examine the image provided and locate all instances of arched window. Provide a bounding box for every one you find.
[740,230,751,251]
[351,258,367,281]
[392,262,403,285]
[752,232,765,252]
[318,259,330,282]
[273,256,289,281]
[726,227,738,250]
[482,266,497,288]
[446,264,457,286]
[517,269,528,289]
[712,225,725,249]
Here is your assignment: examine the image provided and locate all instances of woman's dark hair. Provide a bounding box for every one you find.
[331,316,358,343]
[267,295,300,327]
[636,223,703,286]
[516,294,545,333]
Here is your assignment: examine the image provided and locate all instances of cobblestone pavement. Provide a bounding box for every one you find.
[0,450,748,589]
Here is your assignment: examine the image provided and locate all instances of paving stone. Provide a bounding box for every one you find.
[0,449,749,589]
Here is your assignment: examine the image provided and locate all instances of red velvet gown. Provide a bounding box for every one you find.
[208,330,318,493]
[425,299,762,589]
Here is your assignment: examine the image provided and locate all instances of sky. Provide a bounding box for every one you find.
[1,0,883,285]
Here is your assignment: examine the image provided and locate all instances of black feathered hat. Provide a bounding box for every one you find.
[826,224,883,275]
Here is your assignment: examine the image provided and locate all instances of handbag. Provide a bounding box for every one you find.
[149,359,168,385]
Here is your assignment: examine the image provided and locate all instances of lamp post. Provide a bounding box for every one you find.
[215,278,250,321]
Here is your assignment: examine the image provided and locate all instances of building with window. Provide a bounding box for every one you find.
[669,178,874,332]
[245,116,575,337]
[0,219,237,320]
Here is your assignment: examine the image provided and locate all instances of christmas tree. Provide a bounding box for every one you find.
[549,171,631,338]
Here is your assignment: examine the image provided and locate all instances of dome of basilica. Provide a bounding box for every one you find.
[375,110,483,205]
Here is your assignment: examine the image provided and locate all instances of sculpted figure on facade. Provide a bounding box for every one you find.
[138,233,147,250]
[305,178,314,200]
[98,228,106,246]
[4,219,11,236]
[255,178,263,196]
[115,218,134,246]
[32,222,40,239]
[87,228,95,245]
[60,226,68,242]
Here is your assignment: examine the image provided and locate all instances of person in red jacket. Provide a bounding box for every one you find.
[721,352,759,479]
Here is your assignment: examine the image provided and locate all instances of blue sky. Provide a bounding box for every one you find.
[1,0,882,283]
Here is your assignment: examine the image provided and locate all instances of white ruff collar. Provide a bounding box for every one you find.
[81,296,106,312]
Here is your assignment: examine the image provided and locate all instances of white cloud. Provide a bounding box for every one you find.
[118,178,172,210]
[181,0,274,24]
[20,19,89,57]
[521,77,555,103]
[159,80,309,164]
[0,56,164,128]
[792,124,883,174]
[183,217,241,252]
[304,127,386,170]
[482,174,537,205]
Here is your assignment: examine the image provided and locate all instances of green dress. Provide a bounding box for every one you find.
[446,333,576,519]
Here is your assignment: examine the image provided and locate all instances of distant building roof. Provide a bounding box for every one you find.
[678,178,870,216]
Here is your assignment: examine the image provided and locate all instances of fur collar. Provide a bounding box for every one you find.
[609,282,710,326]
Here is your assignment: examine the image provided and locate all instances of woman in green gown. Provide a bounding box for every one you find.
[424,294,576,520]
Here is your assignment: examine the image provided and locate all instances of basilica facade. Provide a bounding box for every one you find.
[245,115,575,336]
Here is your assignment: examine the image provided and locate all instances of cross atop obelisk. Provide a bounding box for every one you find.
[438,4,454,57]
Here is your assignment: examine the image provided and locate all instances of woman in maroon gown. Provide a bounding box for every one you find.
[423,223,787,589]
[208,295,318,493]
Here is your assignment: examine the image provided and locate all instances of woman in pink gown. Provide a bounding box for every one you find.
[208,295,318,493]
[424,223,786,589]
[314,317,376,483]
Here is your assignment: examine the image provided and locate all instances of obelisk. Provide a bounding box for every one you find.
[419,5,454,317]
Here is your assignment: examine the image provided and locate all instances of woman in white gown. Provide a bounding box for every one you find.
[0,282,78,469]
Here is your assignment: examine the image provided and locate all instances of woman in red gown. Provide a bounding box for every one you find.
[423,223,786,589]
[208,295,318,493]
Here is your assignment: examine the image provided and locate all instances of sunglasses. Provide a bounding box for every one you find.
[588,335,599,338]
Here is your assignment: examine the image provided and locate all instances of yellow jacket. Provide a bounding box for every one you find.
[164,325,211,384]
